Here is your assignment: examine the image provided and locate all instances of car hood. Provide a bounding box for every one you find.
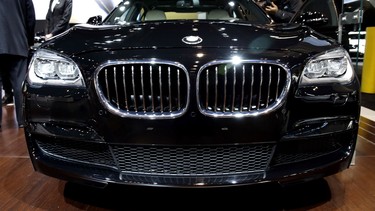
[40,21,336,56]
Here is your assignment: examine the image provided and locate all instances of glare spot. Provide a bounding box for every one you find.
[231,56,242,65]
[196,53,204,58]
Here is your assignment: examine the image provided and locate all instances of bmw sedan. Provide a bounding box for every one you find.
[24,0,361,187]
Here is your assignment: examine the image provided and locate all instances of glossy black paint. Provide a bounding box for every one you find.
[24,0,360,187]
[45,22,334,55]
[27,23,342,143]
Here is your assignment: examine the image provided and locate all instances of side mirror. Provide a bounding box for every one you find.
[296,11,329,26]
[87,15,102,25]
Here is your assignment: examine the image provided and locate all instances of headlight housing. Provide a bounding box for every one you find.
[28,49,85,87]
[299,48,354,85]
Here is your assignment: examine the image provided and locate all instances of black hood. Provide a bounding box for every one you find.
[40,21,337,56]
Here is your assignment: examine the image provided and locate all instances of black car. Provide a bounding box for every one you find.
[24,0,360,187]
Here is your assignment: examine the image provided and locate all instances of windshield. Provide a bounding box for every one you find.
[103,0,270,24]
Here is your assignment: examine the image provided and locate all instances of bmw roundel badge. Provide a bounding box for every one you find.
[182,36,203,45]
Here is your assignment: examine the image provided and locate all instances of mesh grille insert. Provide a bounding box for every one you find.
[112,144,274,176]
[36,138,115,167]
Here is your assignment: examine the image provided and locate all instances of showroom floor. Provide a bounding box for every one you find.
[1,98,375,210]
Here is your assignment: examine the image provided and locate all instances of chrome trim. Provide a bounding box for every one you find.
[122,66,129,111]
[266,66,271,108]
[196,60,291,118]
[182,35,203,45]
[177,69,181,110]
[131,66,137,112]
[114,67,120,109]
[141,66,146,112]
[223,65,227,112]
[215,67,218,111]
[249,65,254,111]
[105,69,110,104]
[206,69,209,110]
[94,60,190,119]
[276,67,280,99]
[240,65,245,112]
[168,67,172,112]
[231,65,236,112]
[257,65,263,110]
[150,66,155,112]
[159,65,163,113]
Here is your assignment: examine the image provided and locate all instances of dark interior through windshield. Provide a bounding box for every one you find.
[103,0,270,24]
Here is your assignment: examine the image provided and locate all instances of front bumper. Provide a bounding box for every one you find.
[25,118,357,187]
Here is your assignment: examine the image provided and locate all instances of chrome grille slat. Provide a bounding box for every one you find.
[266,66,272,108]
[276,68,280,99]
[168,67,172,112]
[223,65,227,112]
[177,69,181,110]
[159,66,163,113]
[206,69,209,109]
[122,67,129,111]
[96,61,189,119]
[257,65,263,110]
[240,65,245,112]
[150,66,155,112]
[231,66,236,112]
[215,67,218,111]
[131,66,137,112]
[197,61,290,118]
[105,69,110,103]
[141,66,146,112]
[249,65,254,111]
[114,67,120,109]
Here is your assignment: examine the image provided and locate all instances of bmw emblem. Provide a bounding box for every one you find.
[182,36,203,45]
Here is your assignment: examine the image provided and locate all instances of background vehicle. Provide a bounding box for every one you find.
[348,30,366,59]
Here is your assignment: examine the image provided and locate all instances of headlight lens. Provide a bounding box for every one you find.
[300,48,354,85]
[28,49,85,86]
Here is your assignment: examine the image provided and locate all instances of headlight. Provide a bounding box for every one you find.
[300,48,354,85]
[28,49,85,87]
